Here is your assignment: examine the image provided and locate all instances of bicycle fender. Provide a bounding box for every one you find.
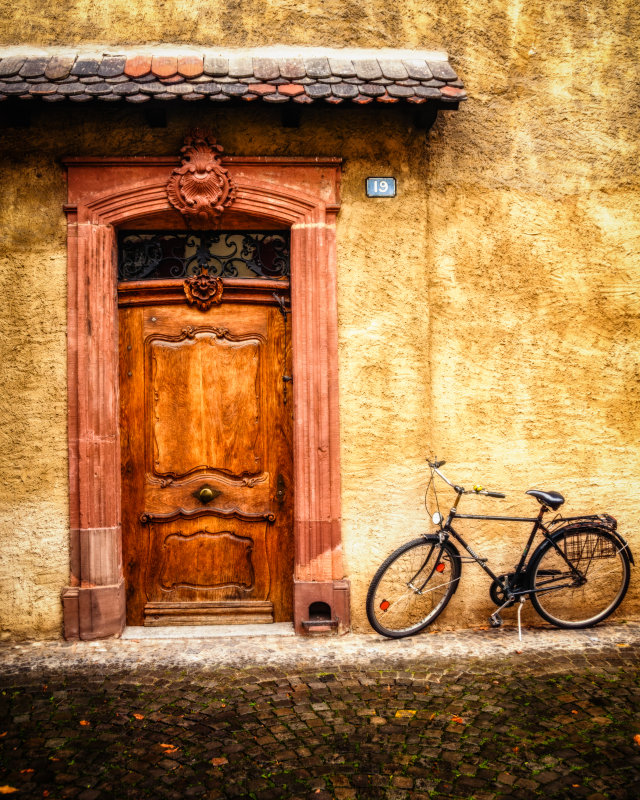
[527,524,635,575]
[421,534,463,593]
[612,530,635,565]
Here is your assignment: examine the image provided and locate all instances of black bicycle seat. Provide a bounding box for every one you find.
[526,489,565,510]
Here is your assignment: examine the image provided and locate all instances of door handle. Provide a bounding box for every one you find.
[193,484,221,505]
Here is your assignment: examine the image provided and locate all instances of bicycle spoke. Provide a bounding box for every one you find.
[366,538,460,637]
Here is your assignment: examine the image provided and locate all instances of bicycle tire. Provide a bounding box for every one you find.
[529,527,631,629]
[366,537,461,638]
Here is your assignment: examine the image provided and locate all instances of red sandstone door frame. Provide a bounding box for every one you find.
[61,155,349,639]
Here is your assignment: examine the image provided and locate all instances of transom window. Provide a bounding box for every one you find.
[117,230,290,282]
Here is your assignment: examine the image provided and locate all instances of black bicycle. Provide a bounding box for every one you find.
[366,459,633,639]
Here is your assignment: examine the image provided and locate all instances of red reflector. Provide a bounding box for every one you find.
[379,600,390,611]
[436,563,446,573]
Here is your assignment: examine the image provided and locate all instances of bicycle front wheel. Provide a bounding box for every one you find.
[366,537,461,638]
[529,528,630,629]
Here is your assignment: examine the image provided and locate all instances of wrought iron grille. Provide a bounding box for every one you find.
[117,230,290,282]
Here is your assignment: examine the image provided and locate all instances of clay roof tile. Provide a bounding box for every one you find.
[0,47,464,108]
[70,56,101,77]
[20,57,49,78]
[178,56,204,78]
[203,56,229,77]
[98,56,126,78]
[328,57,356,78]
[0,56,25,77]
[151,56,178,78]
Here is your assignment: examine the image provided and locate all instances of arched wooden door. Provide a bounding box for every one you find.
[118,230,293,626]
[62,154,346,641]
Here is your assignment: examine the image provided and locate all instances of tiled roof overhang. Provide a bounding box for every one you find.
[0,47,466,107]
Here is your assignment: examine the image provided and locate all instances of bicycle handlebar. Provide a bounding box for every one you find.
[427,458,507,498]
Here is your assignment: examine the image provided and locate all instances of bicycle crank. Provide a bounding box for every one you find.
[489,574,516,608]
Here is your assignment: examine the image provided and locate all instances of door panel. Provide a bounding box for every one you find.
[119,292,293,626]
[149,328,263,480]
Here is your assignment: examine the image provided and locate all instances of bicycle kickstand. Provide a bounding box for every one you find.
[517,596,527,642]
[489,596,514,628]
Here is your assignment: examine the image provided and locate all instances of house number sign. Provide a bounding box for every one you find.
[366,177,396,197]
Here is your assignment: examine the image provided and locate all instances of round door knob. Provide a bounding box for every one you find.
[199,487,214,503]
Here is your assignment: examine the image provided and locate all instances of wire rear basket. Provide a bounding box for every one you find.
[563,531,618,562]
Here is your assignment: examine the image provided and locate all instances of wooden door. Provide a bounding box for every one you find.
[119,285,293,626]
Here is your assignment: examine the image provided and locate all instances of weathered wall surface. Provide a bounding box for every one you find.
[0,147,68,639]
[1,0,639,637]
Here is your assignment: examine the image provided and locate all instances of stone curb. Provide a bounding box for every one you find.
[2,620,639,675]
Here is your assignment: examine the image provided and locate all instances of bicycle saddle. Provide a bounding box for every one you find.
[526,489,565,510]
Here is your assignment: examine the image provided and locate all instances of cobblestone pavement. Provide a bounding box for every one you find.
[1,622,640,799]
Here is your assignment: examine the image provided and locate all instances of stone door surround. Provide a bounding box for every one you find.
[61,153,348,639]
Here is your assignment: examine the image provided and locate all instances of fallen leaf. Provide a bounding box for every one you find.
[634,734,640,746]
[20,769,34,774]
[513,746,519,753]
[571,710,578,715]
[0,788,17,795]
[79,720,90,727]
[210,757,228,767]
[132,713,144,720]
[616,643,630,648]
[43,793,49,798]
[395,710,417,718]
[0,733,6,738]
[451,716,464,724]
[572,785,580,788]
[429,712,436,722]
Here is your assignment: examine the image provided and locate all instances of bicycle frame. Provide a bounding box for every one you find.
[432,466,585,599]
[444,511,577,599]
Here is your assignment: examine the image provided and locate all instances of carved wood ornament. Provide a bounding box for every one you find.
[183,266,224,311]
[167,129,236,224]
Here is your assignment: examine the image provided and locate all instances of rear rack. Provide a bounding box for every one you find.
[549,513,617,530]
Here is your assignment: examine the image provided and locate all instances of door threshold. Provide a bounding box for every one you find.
[121,622,295,640]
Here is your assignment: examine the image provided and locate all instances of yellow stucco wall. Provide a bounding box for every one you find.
[0,0,638,638]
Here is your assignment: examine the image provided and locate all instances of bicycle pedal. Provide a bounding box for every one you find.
[489,613,503,628]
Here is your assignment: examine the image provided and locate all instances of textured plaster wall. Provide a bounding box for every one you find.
[0,0,639,637]
[0,149,68,639]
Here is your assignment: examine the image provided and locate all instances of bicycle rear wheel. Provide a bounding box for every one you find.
[529,528,630,629]
[366,537,460,638]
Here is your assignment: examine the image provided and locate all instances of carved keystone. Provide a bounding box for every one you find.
[167,129,236,223]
